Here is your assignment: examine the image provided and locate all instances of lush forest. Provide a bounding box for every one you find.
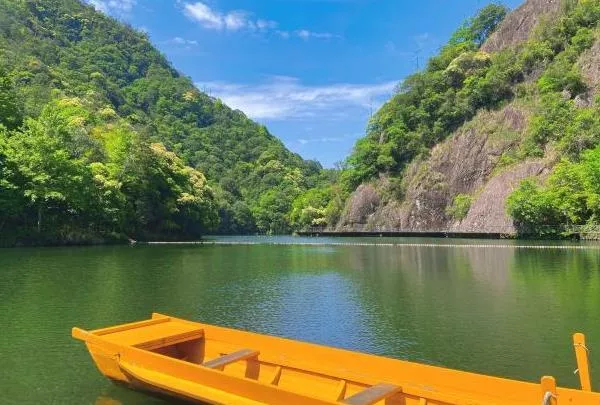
[0,0,331,245]
[292,0,600,236]
[4,0,600,244]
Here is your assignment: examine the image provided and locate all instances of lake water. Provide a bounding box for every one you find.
[2,236,600,404]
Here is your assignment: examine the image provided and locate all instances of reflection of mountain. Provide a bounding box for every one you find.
[508,247,600,388]
[4,241,600,404]
[463,246,513,293]
[339,243,600,388]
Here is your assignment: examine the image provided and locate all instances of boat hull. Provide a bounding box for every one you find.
[73,314,600,405]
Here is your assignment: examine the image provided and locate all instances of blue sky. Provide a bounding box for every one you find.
[88,0,522,167]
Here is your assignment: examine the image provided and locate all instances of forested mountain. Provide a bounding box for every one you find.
[294,0,600,237]
[0,0,329,245]
[4,0,598,244]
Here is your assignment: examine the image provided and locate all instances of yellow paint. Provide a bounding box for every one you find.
[574,333,593,391]
[73,314,600,404]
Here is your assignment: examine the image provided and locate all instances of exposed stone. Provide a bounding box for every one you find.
[396,106,527,231]
[336,184,380,230]
[454,161,547,234]
[579,33,600,97]
[333,1,599,235]
[481,0,562,53]
[335,104,532,232]
[575,92,593,108]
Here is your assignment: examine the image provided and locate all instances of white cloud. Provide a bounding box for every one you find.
[224,12,248,30]
[183,2,276,32]
[298,136,347,144]
[257,19,278,30]
[197,76,396,120]
[87,0,137,14]
[276,30,291,39]
[183,2,219,29]
[168,37,199,46]
[295,30,337,40]
[184,2,225,29]
[182,2,335,40]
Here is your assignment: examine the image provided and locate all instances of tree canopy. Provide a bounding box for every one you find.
[0,0,328,243]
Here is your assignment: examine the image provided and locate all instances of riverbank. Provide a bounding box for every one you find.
[2,227,599,248]
[0,230,130,248]
[297,228,600,240]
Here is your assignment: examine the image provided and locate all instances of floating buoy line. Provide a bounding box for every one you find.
[144,241,600,250]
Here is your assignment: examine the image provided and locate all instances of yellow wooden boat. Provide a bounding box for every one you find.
[73,313,600,405]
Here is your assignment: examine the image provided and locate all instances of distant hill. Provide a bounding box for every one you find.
[294,0,600,237]
[0,0,329,244]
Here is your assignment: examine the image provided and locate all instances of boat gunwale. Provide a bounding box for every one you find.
[92,316,171,335]
[73,314,600,405]
[74,326,346,405]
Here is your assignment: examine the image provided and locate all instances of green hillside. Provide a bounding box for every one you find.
[0,0,328,245]
[293,0,600,237]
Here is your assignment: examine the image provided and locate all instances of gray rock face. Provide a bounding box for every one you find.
[335,105,537,232]
[397,106,528,231]
[336,184,380,231]
[454,161,546,233]
[481,0,562,53]
[333,0,581,234]
[579,36,600,96]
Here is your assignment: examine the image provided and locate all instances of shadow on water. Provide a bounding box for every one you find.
[1,238,599,403]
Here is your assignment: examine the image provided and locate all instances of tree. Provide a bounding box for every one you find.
[0,69,22,129]
[450,3,508,46]
[0,126,24,231]
[468,3,508,45]
[9,117,94,233]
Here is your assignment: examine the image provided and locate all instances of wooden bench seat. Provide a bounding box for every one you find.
[342,383,401,405]
[202,349,259,369]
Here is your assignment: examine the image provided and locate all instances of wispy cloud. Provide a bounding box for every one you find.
[197,76,396,120]
[86,0,137,14]
[183,2,277,32]
[182,2,337,40]
[414,32,432,50]
[166,37,199,46]
[298,136,348,144]
[294,30,339,40]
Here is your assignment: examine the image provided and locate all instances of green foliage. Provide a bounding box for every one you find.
[343,4,511,189]
[523,94,600,159]
[0,69,22,129]
[537,49,586,95]
[0,0,325,241]
[290,187,332,229]
[508,145,600,235]
[0,95,217,243]
[446,194,473,220]
[0,126,25,228]
[449,3,508,46]
[335,0,600,237]
[342,0,600,193]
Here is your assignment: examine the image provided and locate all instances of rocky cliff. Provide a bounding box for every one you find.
[481,0,562,53]
[336,0,596,234]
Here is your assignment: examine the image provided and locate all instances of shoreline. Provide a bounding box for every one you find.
[2,234,598,249]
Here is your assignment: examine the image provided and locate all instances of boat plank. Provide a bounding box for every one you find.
[342,383,401,405]
[101,321,201,347]
[134,329,204,351]
[203,349,259,369]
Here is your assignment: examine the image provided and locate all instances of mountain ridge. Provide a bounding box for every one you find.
[296,0,600,237]
[0,0,328,244]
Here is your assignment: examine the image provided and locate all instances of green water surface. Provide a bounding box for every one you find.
[1,236,600,404]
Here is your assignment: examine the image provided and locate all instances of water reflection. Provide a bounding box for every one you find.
[1,240,599,404]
